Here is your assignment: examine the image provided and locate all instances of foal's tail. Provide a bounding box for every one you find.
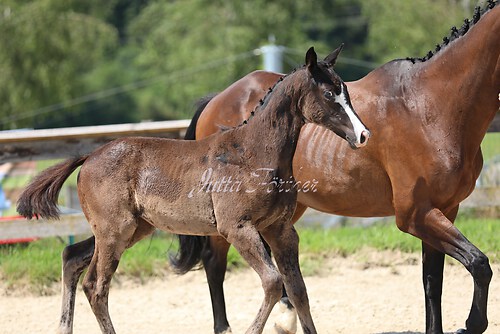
[169,94,215,274]
[17,156,88,220]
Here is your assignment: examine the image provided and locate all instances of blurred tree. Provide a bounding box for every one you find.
[360,0,473,63]
[0,0,486,129]
[0,0,119,129]
[126,0,327,120]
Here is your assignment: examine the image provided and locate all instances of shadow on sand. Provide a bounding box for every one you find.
[376,332,423,334]
[377,332,460,334]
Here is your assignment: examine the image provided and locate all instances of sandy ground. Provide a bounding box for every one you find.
[1,253,499,334]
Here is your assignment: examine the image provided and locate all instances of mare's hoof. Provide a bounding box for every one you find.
[273,325,295,334]
[273,298,297,334]
[455,329,468,334]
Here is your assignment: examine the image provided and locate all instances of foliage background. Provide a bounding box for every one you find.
[0,0,481,130]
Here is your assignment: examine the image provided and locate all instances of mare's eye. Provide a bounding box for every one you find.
[324,90,333,99]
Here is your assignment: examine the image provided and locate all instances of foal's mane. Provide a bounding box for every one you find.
[235,60,335,129]
[406,0,498,64]
[238,73,287,127]
[217,73,287,132]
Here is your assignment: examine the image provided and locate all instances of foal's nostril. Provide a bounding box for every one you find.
[359,130,370,146]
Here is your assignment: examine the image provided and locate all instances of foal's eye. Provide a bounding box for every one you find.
[324,90,333,99]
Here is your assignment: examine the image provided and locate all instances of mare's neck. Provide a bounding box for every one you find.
[413,5,499,153]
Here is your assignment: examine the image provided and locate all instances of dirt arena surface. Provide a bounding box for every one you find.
[2,252,499,334]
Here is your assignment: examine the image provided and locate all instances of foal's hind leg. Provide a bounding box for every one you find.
[58,236,95,334]
[82,242,122,333]
[82,218,150,333]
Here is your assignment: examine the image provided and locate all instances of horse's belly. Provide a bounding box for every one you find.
[293,126,394,217]
[139,195,218,236]
[147,213,218,235]
[297,182,394,217]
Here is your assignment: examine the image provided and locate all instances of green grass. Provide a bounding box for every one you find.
[481,132,500,162]
[118,233,175,282]
[0,217,499,294]
[0,238,63,295]
[299,217,500,259]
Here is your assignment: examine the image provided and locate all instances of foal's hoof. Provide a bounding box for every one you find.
[455,329,468,334]
[273,298,297,334]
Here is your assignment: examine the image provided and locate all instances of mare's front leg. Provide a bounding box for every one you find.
[201,236,232,334]
[422,242,445,334]
[421,207,458,334]
[262,223,317,334]
[217,221,283,334]
[396,206,492,334]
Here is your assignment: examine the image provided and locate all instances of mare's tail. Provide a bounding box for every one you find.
[17,156,88,220]
[183,94,216,140]
[170,94,215,274]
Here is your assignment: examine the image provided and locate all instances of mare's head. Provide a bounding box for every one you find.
[300,46,370,149]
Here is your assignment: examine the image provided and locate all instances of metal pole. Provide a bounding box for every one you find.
[260,35,284,73]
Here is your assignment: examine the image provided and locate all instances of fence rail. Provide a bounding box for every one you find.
[0,120,498,242]
[0,119,191,163]
[0,214,90,241]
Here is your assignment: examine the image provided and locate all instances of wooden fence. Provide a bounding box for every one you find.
[0,120,190,243]
[0,119,191,163]
[0,120,498,241]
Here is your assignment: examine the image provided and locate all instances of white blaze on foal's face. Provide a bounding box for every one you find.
[334,83,370,148]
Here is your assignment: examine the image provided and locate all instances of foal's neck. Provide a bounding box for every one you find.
[237,73,306,172]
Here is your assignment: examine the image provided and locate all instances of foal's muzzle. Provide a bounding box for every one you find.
[356,129,371,148]
[346,128,370,149]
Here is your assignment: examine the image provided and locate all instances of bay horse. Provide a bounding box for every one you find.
[173,2,500,334]
[17,47,369,334]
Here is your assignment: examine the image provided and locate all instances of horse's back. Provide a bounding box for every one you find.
[196,70,282,139]
[77,137,219,235]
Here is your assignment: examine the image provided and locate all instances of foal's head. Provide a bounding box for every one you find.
[300,46,370,149]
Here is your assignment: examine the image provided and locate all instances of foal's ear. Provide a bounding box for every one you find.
[323,43,344,67]
[305,47,318,71]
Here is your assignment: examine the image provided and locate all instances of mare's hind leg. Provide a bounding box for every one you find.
[202,236,232,334]
[261,223,316,334]
[58,236,95,334]
[218,222,283,334]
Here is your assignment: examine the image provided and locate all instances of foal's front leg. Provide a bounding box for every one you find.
[218,222,283,334]
[262,223,317,334]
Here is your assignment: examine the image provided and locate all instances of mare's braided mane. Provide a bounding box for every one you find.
[406,0,498,64]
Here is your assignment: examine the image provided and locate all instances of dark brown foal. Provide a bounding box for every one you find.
[17,46,369,334]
